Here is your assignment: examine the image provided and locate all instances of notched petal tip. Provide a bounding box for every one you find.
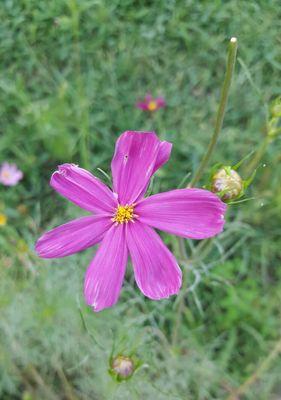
[49,163,117,213]
[143,275,182,301]
[34,238,42,256]
[34,236,51,259]
[53,163,76,177]
[111,131,172,204]
[35,215,111,259]
[91,300,117,313]
[52,163,80,178]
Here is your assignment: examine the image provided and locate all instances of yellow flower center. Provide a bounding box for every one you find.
[0,213,7,226]
[148,101,157,111]
[2,171,11,179]
[112,205,134,224]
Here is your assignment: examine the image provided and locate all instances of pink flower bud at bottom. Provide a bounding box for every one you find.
[111,356,134,379]
[211,168,243,201]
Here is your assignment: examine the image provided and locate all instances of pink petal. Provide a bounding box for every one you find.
[111,131,171,204]
[135,188,227,239]
[35,215,112,258]
[84,225,128,312]
[51,164,117,213]
[153,141,172,174]
[156,97,166,108]
[0,162,23,186]
[137,140,172,200]
[127,221,182,300]
[144,94,153,103]
[136,102,149,110]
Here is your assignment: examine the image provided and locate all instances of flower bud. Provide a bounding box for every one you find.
[22,392,33,400]
[270,97,281,118]
[267,97,281,139]
[17,204,28,215]
[110,355,134,380]
[211,167,243,201]
[17,239,29,254]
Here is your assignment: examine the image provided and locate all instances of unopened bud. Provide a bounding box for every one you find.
[267,97,281,139]
[271,97,281,118]
[17,204,28,215]
[111,355,134,380]
[17,239,29,254]
[211,167,243,201]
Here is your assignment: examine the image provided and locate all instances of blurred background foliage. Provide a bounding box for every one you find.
[0,0,281,399]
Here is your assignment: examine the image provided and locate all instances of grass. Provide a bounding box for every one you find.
[0,0,281,399]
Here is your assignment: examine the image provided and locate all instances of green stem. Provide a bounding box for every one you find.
[77,303,104,350]
[246,136,270,174]
[226,337,281,400]
[78,83,90,169]
[173,38,238,346]
[171,261,190,348]
[70,0,90,169]
[189,37,238,187]
[178,235,188,260]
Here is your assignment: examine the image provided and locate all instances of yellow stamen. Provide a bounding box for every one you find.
[0,213,7,226]
[2,171,11,179]
[112,204,134,224]
[148,101,157,111]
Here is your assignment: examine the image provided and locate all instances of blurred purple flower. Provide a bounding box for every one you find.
[136,94,166,112]
[0,162,23,186]
[36,131,226,312]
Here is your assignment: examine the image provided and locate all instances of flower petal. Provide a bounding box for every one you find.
[136,102,149,110]
[145,94,153,102]
[127,221,182,300]
[135,188,227,239]
[155,96,166,108]
[51,164,117,213]
[137,140,172,200]
[35,215,112,258]
[84,225,128,312]
[111,131,170,204]
[153,141,172,174]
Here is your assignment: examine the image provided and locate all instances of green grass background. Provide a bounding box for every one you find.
[0,0,281,399]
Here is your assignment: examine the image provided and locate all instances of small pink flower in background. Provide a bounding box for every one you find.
[0,162,23,186]
[35,131,226,312]
[136,94,166,112]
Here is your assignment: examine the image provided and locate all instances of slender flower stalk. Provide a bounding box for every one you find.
[246,96,281,174]
[69,1,90,169]
[189,37,238,187]
[79,94,90,170]
[245,134,271,175]
[226,337,281,400]
[173,38,238,346]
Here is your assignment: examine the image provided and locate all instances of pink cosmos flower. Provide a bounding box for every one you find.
[0,162,23,186]
[35,131,226,312]
[136,94,166,112]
